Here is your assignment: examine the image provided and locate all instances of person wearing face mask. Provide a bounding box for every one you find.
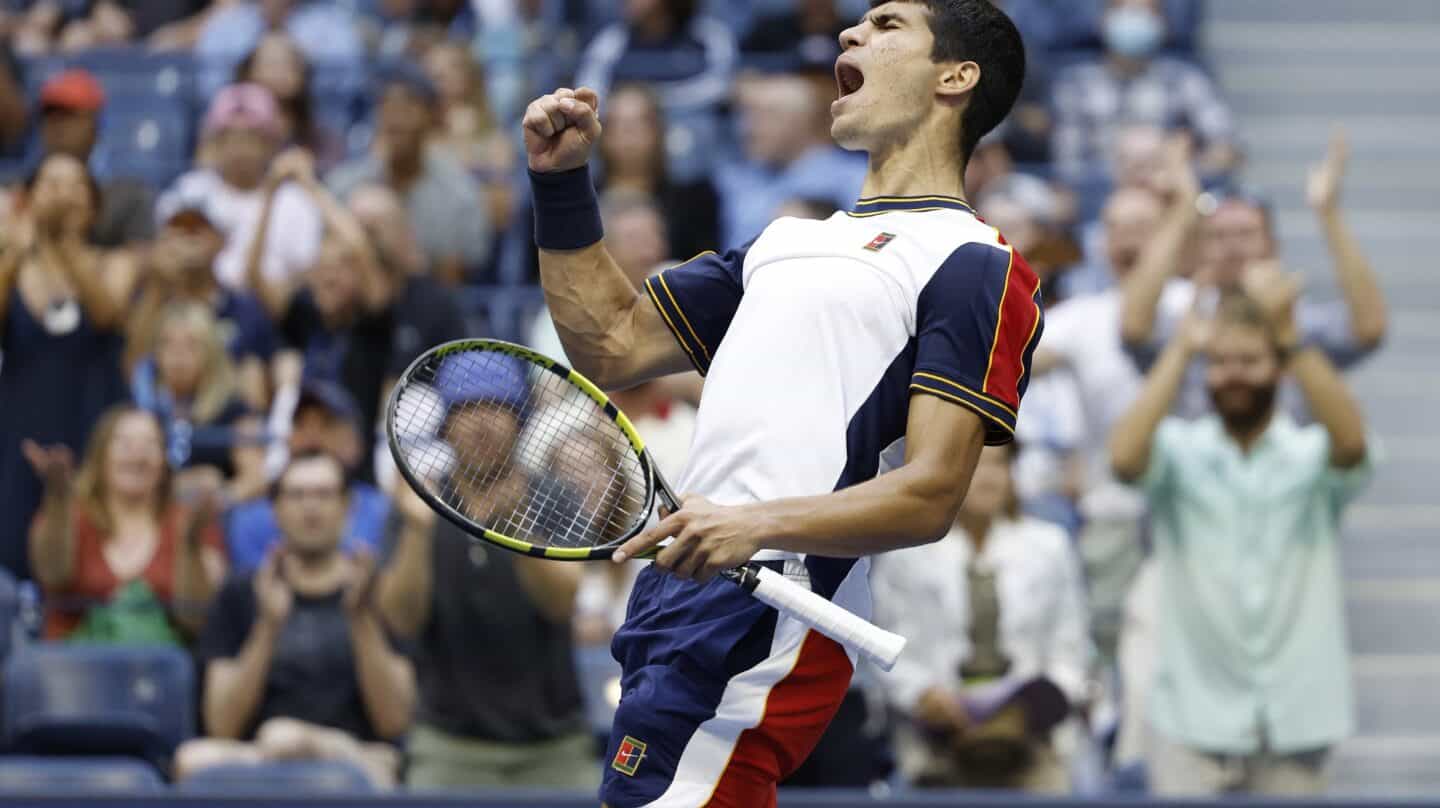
[1110,287,1378,796]
[1050,0,1238,184]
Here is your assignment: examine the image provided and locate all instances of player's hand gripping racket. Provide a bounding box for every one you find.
[386,339,906,670]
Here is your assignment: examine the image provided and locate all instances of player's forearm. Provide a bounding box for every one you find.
[1318,207,1387,348]
[1111,339,1194,482]
[1120,202,1199,347]
[539,240,650,384]
[203,622,280,738]
[1289,346,1368,468]
[757,453,976,558]
[349,612,415,739]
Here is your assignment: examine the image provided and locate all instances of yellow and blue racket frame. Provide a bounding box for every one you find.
[386,338,679,562]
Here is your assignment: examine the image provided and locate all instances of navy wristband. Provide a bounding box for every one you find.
[529,166,603,250]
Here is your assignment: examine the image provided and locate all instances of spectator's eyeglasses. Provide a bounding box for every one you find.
[277,485,343,502]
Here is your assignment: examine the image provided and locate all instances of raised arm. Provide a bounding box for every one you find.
[289,152,390,313]
[345,554,416,740]
[1308,128,1387,351]
[1247,263,1369,468]
[203,556,288,739]
[1120,141,1202,348]
[523,88,692,389]
[23,443,77,592]
[374,485,437,638]
[1110,318,1206,483]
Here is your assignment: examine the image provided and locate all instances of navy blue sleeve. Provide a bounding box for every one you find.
[642,242,751,375]
[911,243,1044,445]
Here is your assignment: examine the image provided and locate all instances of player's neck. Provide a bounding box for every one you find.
[860,139,968,202]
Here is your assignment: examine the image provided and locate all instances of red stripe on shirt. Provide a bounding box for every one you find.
[982,249,1042,410]
[703,631,853,808]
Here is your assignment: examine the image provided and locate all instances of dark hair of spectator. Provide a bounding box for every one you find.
[879,0,1026,165]
[272,449,349,500]
[24,152,103,215]
[234,35,321,155]
[654,0,698,30]
[600,83,670,186]
[73,405,173,535]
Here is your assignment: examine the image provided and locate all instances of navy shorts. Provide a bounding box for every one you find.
[598,560,860,808]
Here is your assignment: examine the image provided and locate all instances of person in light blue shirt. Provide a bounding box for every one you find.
[196,0,364,99]
[1110,283,1377,796]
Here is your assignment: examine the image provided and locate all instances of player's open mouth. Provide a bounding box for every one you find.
[835,61,865,99]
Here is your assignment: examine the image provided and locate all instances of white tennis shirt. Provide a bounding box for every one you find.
[643,195,1043,604]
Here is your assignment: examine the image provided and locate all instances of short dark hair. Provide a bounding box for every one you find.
[878,0,1026,164]
[272,450,348,500]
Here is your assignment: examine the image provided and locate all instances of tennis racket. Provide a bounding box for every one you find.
[385,338,906,670]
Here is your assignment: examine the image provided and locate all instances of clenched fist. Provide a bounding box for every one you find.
[522,87,603,173]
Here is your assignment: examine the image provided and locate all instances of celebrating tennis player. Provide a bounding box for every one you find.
[522,2,1037,805]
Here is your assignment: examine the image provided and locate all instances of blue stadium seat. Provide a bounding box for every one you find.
[0,756,165,795]
[177,760,376,795]
[2,644,195,767]
[92,103,194,188]
[69,48,196,103]
[0,567,18,664]
[574,643,621,736]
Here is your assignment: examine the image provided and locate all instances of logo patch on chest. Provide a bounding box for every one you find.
[863,232,897,252]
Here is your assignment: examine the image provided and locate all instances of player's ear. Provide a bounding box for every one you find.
[936,60,980,107]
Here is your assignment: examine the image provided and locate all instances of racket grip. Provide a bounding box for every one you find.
[731,564,907,672]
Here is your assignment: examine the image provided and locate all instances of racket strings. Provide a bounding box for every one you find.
[392,349,649,549]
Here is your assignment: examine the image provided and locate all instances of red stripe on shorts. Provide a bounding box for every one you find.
[703,630,854,808]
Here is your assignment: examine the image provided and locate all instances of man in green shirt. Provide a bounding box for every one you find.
[1110,266,1377,796]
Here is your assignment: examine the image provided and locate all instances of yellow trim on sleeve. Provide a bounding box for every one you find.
[912,372,1017,418]
[980,247,1017,393]
[644,277,704,374]
[657,271,712,365]
[910,383,1015,435]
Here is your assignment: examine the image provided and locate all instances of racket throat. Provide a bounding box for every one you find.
[720,564,761,592]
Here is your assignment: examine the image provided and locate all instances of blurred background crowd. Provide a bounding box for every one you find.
[0,0,1433,801]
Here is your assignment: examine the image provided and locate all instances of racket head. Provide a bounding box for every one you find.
[386,339,660,560]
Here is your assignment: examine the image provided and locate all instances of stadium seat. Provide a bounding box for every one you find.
[69,48,196,102]
[574,643,622,736]
[0,756,165,794]
[0,567,18,664]
[92,103,194,188]
[2,644,195,768]
[176,760,376,795]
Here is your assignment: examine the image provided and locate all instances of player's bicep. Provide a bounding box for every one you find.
[640,244,751,376]
[911,242,1043,445]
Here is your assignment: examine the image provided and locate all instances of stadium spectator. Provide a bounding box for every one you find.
[597,83,719,261]
[126,197,274,410]
[423,40,517,244]
[1120,132,1387,418]
[328,65,491,285]
[1030,186,1186,662]
[1050,0,1238,183]
[25,405,225,642]
[0,152,135,580]
[227,380,390,571]
[344,183,467,408]
[35,68,155,248]
[181,451,413,789]
[157,84,323,294]
[0,44,25,153]
[1110,290,1377,796]
[574,0,737,115]
[377,372,592,790]
[196,0,364,97]
[872,443,1090,792]
[740,0,845,72]
[715,72,865,246]
[131,302,268,506]
[11,0,211,52]
[234,31,346,172]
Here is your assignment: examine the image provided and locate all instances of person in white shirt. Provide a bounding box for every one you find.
[872,442,1091,792]
[155,83,322,295]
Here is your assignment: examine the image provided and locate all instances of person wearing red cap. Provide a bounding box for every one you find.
[35,68,157,248]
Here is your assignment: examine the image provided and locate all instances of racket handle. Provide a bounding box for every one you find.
[727,564,907,672]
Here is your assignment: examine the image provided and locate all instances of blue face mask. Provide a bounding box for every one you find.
[1104,7,1164,58]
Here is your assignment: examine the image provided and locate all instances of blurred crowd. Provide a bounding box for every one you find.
[0,0,1388,799]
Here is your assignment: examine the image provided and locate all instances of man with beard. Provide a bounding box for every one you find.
[1108,278,1377,796]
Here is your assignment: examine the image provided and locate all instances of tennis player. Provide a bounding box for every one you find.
[523,2,1036,805]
